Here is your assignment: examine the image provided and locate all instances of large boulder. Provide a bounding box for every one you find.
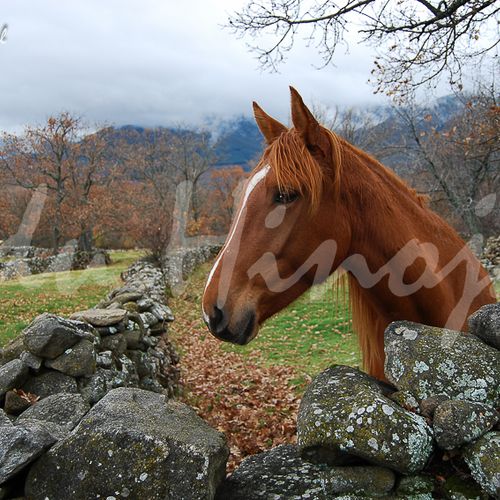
[468,303,500,350]
[463,432,500,498]
[297,366,434,474]
[433,400,499,450]
[0,420,56,484]
[384,321,500,406]
[217,444,396,499]
[23,313,95,359]
[25,388,229,499]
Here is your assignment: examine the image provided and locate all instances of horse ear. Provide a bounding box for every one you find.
[290,86,329,156]
[253,101,287,144]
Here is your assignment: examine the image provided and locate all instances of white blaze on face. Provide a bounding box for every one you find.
[202,165,271,324]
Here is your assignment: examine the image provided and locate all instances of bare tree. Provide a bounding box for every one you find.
[122,126,217,260]
[70,128,114,254]
[228,0,499,97]
[396,86,499,236]
[312,102,395,159]
[0,113,80,253]
[168,128,217,224]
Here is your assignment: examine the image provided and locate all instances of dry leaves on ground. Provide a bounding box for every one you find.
[173,318,301,472]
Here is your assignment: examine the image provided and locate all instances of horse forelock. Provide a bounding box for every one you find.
[256,127,343,212]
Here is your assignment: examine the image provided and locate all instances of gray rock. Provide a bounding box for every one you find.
[419,395,450,418]
[468,303,500,350]
[321,465,396,497]
[100,333,127,356]
[25,388,229,500]
[137,297,155,312]
[122,301,140,313]
[0,359,29,399]
[143,335,160,347]
[0,335,25,367]
[297,365,434,474]
[433,400,499,450]
[128,312,146,334]
[22,370,78,399]
[96,350,114,369]
[217,444,395,499]
[23,313,94,359]
[123,329,145,349]
[463,432,500,498]
[95,323,125,336]
[150,303,175,322]
[44,339,96,377]
[442,473,489,500]
[76,355,139,405]
[150,323,167,336]
[0,409,13,427]
[70,308,127,326]
[126,349,156,378]
[110,291,143,304]
[3,390,31,415]
[141,311,160,327]
[385,321,500,407]
[389,390,419,411]
[395,475,434,497]
[19,351,42,372]
[139,377,165,394]
[117,354,139,386]
[0,420,56,484]
[217,444,329,499]
[77,368,122,405]
[17,393,89,432]
[14,418,67,442]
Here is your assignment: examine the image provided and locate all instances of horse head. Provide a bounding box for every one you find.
[202,87,350,345]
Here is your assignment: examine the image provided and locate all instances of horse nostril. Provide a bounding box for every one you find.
[210,305,226,334]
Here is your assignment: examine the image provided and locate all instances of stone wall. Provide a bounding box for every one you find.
[0,246,110,281]
[220,303,500,499]
[0,259,182,497]
[0,246,46,259]
[163,244,221,294]
[0,248,498,498]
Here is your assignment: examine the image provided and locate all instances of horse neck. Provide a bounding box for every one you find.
[337,142,494,330]
[340,143,437,264]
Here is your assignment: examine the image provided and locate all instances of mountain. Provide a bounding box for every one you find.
[105,94,464,172]
[213,117,264,169]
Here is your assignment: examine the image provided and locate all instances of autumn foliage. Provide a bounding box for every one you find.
[0,114,248,256]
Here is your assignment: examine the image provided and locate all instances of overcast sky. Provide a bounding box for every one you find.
[1,0,396,133]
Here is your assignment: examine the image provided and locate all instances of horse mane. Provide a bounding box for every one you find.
[257,125,432,379]
[257,127,343,211]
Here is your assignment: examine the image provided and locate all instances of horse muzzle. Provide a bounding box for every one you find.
[204,305,257,345]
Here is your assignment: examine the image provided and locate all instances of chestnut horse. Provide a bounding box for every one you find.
[202,87,496,380]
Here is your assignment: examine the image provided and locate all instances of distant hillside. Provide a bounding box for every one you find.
[213,117,264,169]
[108,94,464,172]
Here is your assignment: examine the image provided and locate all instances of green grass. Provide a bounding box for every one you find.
[0,250,144,346]
[221,275,361,377]
[171,262,361,379]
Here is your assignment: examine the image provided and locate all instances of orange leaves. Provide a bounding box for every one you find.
[173,322,300,472]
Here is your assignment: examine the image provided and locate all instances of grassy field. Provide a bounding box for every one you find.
[0,250,144,346]
[170,262,361,381]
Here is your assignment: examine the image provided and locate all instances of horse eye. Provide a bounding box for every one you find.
[274,190,299,204]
